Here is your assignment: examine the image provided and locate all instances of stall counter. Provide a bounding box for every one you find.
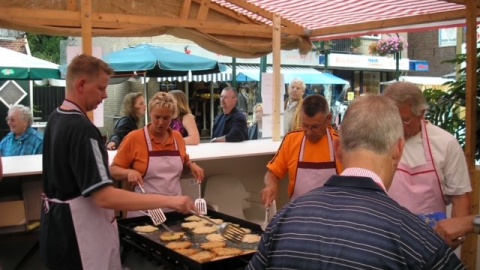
[1,139,289,229]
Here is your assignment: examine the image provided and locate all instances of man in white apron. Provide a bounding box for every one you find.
[262,95,343,207]
[40,55,196,270]
[384,82,471,248]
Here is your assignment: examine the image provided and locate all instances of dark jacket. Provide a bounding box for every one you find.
[248,123,259,140]
[212,107,248,142]
[108,116,138,147]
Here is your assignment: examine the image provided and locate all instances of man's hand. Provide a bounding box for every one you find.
[435,216,474,249]
[167,196,196,214]
[261,171,280,207]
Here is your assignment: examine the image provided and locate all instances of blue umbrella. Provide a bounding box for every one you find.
[104,44,220,77]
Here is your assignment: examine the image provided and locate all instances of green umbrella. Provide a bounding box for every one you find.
[0,47,61,80]
[104,44,220,77]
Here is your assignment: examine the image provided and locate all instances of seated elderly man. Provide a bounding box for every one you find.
[0,104,43,156]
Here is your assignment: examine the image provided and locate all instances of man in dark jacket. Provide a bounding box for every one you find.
[211,87,248,142]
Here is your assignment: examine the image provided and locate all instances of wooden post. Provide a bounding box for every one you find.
[272,14,281,141]
[461,0,478,268]
[81,0,94,121]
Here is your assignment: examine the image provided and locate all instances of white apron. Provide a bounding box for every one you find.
[291,130,338,201]
[42,194,121,270]
[128,126,183,217]
[388,121,446,226]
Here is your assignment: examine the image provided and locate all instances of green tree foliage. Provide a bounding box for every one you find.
[26,33,65,64]
[423,48,480,161]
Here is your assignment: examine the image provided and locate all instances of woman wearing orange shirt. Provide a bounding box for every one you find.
[110,92,204,216]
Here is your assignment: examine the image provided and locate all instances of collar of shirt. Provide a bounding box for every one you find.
[341,167,386,192]
[9,127,36,142]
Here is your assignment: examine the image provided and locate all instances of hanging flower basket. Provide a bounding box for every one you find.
[375,37,407,56]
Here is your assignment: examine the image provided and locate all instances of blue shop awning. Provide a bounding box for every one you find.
[224,64,348,85]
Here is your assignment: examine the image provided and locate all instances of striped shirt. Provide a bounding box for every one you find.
[246,175,465,270]
[0,127,43,156]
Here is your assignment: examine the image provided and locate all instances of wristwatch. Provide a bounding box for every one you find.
[474,215,480,234]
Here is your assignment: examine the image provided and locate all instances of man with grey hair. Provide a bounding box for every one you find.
[247,95,464,269]
[384,82,471,249]
[0,104,43,156]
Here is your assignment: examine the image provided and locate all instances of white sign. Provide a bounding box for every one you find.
[66,46,104,127]
[326,53,410,71]
[261,73,285,137]
[439,28,457,47]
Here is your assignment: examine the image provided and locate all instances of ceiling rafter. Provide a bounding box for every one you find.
[180,0,192,19]
[197,0,212,20]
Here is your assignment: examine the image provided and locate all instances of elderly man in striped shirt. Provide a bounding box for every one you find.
[247,95,464,270]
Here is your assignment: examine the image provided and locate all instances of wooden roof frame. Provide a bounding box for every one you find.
[0,0,478,267]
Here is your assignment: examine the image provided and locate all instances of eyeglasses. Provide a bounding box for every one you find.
[302,117,329,132]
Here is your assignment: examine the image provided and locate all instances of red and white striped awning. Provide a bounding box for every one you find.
[214,0,467,39]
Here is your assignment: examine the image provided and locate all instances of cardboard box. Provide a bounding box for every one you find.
[0,200,26,227]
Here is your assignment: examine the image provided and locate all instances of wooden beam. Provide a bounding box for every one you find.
[81,0,93,122]
[461,0,478,268]
[2,7,306,36]
[67,0,77,11]
[179,0,192,19]
[310,9,468,37]
[81,0,92,55]
[272,14,281,141]
[197,0,211,20]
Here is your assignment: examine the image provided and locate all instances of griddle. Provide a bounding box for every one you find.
[118,210,262,270]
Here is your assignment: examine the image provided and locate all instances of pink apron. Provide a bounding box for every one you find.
[128,126,183,217]
[291,129,338,201]
[388,121,446,224]
[42,194,121,270]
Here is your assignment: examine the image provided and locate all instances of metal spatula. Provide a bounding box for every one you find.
[194,181,208,215]
[137,182,173,233]
[189,210,246,243]
[261,206,270,231]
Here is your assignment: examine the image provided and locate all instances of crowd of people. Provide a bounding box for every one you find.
[1,54,475,269]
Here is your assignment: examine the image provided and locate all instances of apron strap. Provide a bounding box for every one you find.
[42,192,69,213]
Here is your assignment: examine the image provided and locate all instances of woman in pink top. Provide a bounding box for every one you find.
[169,90,200,145]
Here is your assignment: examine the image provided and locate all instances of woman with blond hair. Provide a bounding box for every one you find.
[110,92,205,216]
[106,92,146,150]
[168,90,200,145]
[248,103,263,140]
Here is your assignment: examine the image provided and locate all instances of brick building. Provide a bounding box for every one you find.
[407,29,458,77]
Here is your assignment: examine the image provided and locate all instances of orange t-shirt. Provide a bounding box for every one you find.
[266,127,343,197]
[112,125,189,176]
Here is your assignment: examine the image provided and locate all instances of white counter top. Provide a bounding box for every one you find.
[3,139,281,177]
